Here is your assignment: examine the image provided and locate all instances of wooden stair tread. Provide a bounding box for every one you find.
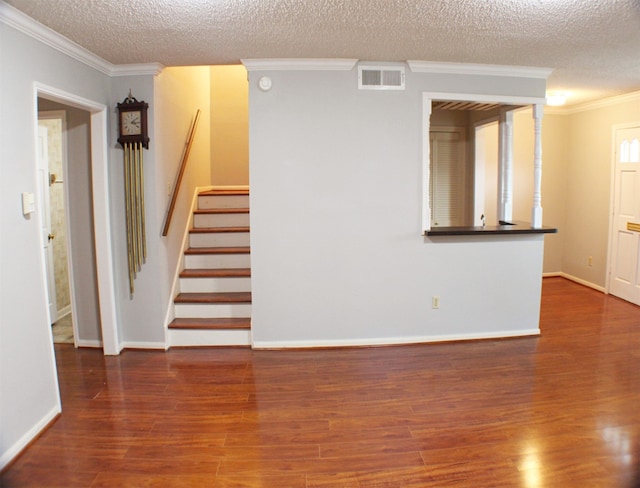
[194,208,249,214]
[199,189,249,196]
[190,226,250,234]
[169,317,251,330]
[175,292,252,304]
[180,268,251,278]
[184,246,250,255]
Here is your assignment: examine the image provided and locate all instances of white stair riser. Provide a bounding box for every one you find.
[184,253,251,269]
[198,195,249,209]
[190,232,250,248]
[194,213,250,228]
[174,303,252,318]
[180,277,252,293]
[169,328,251,347]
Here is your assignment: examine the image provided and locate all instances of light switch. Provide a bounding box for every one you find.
[22,192,35,215]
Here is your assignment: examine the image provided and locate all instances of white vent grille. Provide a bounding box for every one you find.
[358,65,405,90]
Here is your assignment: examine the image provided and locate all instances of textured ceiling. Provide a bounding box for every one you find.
[4,0,640,106]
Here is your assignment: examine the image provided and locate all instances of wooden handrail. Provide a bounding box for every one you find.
[162,109,201,236]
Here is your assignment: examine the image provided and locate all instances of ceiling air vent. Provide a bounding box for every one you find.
[358,65,405,90]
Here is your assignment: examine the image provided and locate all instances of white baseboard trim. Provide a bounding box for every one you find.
[544,272,605,293]
[56,305,72,319]
[542,272,562,277]
[120,341,168,350]
[252,329,540,350]
[0,404,60,471]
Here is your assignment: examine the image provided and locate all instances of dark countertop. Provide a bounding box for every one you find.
[425,220,558,237]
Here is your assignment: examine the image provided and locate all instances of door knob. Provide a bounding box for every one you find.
[48,233,55,242]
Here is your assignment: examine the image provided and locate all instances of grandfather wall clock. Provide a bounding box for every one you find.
[117,91,149,295]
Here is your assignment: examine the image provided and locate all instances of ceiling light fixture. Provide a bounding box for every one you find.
[546,91,569,106]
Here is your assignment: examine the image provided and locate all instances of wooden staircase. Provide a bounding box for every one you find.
[168,189,251,347]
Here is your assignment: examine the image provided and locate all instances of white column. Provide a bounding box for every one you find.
[422,95,433,232]
[531,104,544,228]
[498,109,514,223]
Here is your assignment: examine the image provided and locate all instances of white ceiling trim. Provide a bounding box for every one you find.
[242,59,358,72]
[0,2,162,78]
[111,63,164,77]
[425,91,547,106]
[408,60,552,80]
[566,90,640,115]
[0,1,111,75]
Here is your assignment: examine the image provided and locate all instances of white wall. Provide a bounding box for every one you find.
[247,66,546,347]
[0,21,112,469]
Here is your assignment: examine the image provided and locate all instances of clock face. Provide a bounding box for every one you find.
[121,111,142,136]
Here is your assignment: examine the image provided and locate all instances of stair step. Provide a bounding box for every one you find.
[184,252,250,269]
[185,246,250,255]
[179,268,252,293]
[168,328,251,347]
[180,268,251,278]
[169,186,252,348]
[190,226,249,234]
[189,228,250,247]
[175,292,251,304]
[169,317,251,330]
[193,210,249,228]
[199,189,249,196]
[180,277,250,293]
[194,208,249,215]
[198,191,249,209]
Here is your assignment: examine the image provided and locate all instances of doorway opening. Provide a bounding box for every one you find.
[37,108,76,344]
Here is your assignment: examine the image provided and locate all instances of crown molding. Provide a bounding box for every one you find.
[566,90,640,115]
[111,63,165,77]
[0,1,112,75]
[408,60,553,79]
[0,1,163,77]
[242,58,358,71]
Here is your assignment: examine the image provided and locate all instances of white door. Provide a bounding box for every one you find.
[609,125,640,305]
[430,129,467,226]
[37,125,58,322]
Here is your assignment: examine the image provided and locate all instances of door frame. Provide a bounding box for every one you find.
[606,121,640,297]
[35,83,120,355]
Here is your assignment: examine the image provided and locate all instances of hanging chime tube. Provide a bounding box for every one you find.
[131,142,140,271]
[123,143,135,294]
[139,142,147,261]
[134,142,144,268]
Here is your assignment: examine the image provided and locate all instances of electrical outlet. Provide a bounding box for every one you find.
[432,296,440,309]
[588,256,593,267]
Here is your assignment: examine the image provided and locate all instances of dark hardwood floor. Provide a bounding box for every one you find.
[2,277,639,487]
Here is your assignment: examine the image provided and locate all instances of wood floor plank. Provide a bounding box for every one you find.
[2,277,639,487]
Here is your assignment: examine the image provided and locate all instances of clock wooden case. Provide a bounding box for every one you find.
[117,94,149,149]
